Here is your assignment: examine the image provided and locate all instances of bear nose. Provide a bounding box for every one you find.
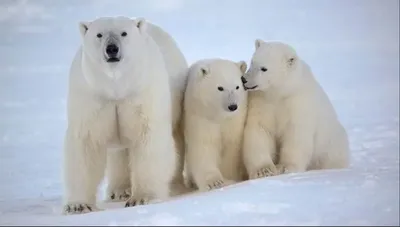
[241,76,247,84]
[106,44,119,57]
[228,104,238,112]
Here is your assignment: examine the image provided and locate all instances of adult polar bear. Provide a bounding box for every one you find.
[63,16,187,215]
[106,18,188,201]
[242,40,349,179]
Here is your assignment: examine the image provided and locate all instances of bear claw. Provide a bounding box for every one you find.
[108,188,131,202]
[125,196,151,207]
[206,179,225,190]
[63,203,94,215]
[252,165,278,179]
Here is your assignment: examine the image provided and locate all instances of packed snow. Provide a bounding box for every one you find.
[0,0,399,225]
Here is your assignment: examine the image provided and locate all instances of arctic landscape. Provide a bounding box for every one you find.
[0,0,399,225]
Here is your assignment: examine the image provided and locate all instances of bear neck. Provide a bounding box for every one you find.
[80,49,151,101]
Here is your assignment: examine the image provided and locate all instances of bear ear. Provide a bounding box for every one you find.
[199,65,210,77]
[287,56,297,68]
[134,17,147,33]
[237,61,247,74]
[79,21,90,37]
[255,39,265,49]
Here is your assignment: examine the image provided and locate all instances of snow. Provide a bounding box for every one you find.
[0,0,399,225]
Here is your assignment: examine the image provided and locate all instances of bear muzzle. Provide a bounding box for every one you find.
[105,43,120,63]
[227,104,238,112]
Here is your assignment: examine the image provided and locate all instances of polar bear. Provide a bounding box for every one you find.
[105,19,189,201]
[62,16,176,214]
[184,59,248,191]
[241,39,350,179]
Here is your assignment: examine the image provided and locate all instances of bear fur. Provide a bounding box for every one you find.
[241,39,350,179]
[62,16,176,214]
[105,18,189,201]
[184,59,248,191]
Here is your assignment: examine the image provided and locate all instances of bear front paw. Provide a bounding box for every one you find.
[251,165,278,179]
[107,188,131,202]
[125,196,152,207]
[63,203,95,215]
[276,164,302,174]
[206,179,225,190]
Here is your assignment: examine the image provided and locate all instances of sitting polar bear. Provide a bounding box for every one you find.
[105,18,189,201]
[184,59,248,191]
[241,40,349,179]
[63,16,178,214]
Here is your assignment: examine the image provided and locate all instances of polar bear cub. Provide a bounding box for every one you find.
[105,19,189,201]
[242,40,349,179]
[62,16,176,214]
[184,59,248,191]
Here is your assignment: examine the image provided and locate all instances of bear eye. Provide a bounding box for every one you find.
[236,86,239,90]
[261,67,268,72]
[217,86,224,91]
[121,31,127,37]
[96,33,102,38]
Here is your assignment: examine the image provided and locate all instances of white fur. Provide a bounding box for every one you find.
[62,16,176,214]
[184,59,248,191]
[105,18,189,199]
[242,40,350,179]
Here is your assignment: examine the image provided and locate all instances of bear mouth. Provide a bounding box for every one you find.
[107,57,120,63]
[244,85,258,90]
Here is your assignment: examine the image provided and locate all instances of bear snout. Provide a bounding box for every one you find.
[241,76,247,84]
[106,44,120,62]
[228,104,238,112]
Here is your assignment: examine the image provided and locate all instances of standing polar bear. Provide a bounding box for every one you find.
[105,18,189,201]
[63,16,179,215]
[242,40,349,179]
[184,59,248,191]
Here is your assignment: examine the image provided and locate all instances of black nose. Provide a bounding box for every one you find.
[106,44,119,57]
[228,104,238,111]
[241,76,247,84]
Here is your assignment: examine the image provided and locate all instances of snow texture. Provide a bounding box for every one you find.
[0,0,399,225]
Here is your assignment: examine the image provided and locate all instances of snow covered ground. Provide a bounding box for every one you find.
[0,0,399,225]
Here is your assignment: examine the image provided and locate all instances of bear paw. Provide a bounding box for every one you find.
[206,179,225,190]
[251,165,278,179]
[125,196,152,207]
[63,203,95,215]
[276,164,301,174]
[107,188,131,202]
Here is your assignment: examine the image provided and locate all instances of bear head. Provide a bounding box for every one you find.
[242,39,300,93]
[186,59,247,118]
[79,16,150,76]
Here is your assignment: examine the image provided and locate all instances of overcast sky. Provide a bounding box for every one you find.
[0,0,398,75]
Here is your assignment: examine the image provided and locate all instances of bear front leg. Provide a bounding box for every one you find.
[243,122,278,180]
[185,118,224,192]
[106,148,131,202]
[277,122,314,174]
[125,124,176,208]
[63,130,107,215]
[169,125,187,196]
[187,142,225,192]
[220,139,246,183]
